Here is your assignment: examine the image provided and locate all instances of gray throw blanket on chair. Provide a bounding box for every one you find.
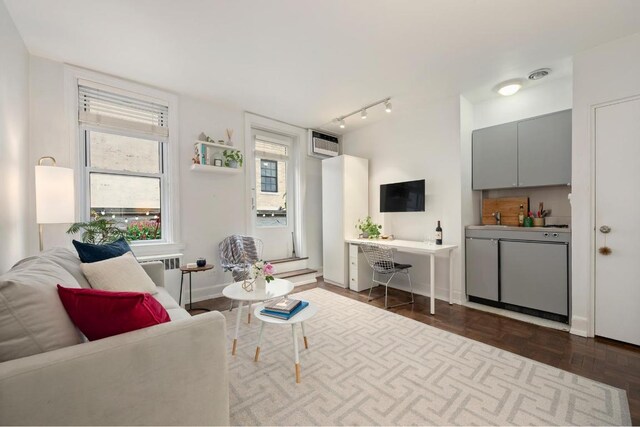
[219,235,259,281]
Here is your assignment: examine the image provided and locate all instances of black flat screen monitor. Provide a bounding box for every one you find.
[380,179,425,212]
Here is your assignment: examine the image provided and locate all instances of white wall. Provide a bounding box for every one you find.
[341,96,463,302]
[0,1,29,272]
[571,32,640,337]
[25,56,323,301]
[473,76,573,129]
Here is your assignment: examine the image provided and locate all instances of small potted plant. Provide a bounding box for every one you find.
[355,216,382,239]
[223,149,243,168]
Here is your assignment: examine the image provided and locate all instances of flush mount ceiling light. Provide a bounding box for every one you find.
[332,97,391,129]
[528,68,551,80]
[497,79,523,96]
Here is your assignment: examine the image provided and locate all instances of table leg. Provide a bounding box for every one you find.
[449,249,454,305]
[292,324,301,383]
[188,272,193,311]
[179,272,184,307]
[254,321,265,362]
[247,302,252,324]
[301,322,308,349]
[430,254,435,315]
[232,301,243,356]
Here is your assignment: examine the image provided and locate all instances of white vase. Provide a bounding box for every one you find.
[255,276,266,292]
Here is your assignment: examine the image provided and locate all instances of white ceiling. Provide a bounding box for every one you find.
[5,0,640,134]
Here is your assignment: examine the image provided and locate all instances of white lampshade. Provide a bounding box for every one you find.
[35,165,75,224]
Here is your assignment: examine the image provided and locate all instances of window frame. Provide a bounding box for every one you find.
[260,159,278,193]
[66,66,181,254]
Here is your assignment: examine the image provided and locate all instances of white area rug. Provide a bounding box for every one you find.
[225,288,630,425]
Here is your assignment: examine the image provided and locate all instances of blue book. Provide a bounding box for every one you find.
[261,301,309,320]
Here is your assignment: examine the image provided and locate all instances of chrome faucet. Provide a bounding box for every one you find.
[492,211,501,225]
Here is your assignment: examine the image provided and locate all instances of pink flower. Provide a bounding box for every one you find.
[263,263,275,275]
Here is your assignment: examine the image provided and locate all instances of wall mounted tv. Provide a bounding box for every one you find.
[380,179,425,212]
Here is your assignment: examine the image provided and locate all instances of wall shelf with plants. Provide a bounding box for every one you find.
[192,129,243,173]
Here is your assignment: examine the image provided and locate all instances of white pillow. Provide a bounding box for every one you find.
[0,257,83,362]
[81,252,158,294]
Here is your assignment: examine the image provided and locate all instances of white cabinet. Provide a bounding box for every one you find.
[322,155,368,287]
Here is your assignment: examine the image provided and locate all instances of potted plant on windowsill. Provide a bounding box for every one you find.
[356,216,382,239]
[223,149,243,168]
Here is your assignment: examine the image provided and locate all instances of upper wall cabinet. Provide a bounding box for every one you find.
[472,122,518,190]
[472,109,572,190]
[517,110,572,188]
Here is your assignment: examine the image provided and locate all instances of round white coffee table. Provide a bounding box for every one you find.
[253,302,318,384]
[222,278,294,355]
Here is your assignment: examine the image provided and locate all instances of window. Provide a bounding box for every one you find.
[260,160,278,193]
[78,81,170,242]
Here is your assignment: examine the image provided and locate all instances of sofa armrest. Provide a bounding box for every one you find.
[0,312,229,426]
[140,261,165,288]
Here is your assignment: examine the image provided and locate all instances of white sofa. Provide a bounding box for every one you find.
[0,248,229,426]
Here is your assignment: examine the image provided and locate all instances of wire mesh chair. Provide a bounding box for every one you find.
[360,243,414,309]
[218,235,264,312]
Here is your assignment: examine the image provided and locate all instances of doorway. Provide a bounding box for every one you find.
[249,129,295,261]
[594,96,640,346]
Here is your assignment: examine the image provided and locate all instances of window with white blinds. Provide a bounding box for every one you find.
[77,79,172,243]
[78,81,169,140]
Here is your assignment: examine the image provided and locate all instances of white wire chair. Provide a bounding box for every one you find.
[360,243,414,309]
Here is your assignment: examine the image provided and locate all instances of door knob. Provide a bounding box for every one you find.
[599,225,612,255]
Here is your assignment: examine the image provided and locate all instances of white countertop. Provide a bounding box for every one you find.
[346,237,457,253]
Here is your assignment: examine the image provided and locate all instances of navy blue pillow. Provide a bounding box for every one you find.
[72,238,132,263]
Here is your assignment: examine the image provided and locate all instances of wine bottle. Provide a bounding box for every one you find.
[435,220,443,245]
[518,204,524,227]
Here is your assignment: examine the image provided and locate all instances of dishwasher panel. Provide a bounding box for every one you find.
[499,240,568,315]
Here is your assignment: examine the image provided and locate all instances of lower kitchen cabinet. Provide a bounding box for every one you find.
[500,240,569,316]
[465,238,499,301]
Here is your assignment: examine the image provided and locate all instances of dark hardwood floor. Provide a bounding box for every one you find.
[192,279,640,425]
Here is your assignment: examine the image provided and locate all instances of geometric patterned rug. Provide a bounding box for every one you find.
[224,288,631,425]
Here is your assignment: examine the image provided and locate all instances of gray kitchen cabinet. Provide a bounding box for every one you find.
[465,238,499,301]
[499,240,568,315]
[472,122,518,190]
[517,109,572,187]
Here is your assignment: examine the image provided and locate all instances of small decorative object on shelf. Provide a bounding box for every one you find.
[356,216,382,239]
[223,149,243,168]
[213,158,223,167]
[192,145,201,164]
[225,128,234,146]
[196,258,207,268]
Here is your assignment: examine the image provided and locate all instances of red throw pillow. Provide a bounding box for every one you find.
[57,285,171,341]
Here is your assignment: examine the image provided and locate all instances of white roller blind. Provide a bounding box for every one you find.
[78,81,169,140]
[254,138,288,161]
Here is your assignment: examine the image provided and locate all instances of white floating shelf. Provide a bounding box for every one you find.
[190,164,242,174]
[194,140,241,152]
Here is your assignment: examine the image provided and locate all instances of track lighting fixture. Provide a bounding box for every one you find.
[331,97,392,129]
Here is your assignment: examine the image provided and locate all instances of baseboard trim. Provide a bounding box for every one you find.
[570,315,589,337]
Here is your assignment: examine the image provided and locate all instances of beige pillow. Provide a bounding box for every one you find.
[0,257,83,362]
[81,252,158,294]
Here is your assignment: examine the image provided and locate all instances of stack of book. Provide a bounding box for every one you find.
[260,297,309,320]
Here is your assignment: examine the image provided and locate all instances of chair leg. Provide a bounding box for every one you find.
[367,271,376,302]
[407,271,415,304]
[229,300,234,312]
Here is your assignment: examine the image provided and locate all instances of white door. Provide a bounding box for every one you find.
[595,97,640,346]
[249,130,295,261]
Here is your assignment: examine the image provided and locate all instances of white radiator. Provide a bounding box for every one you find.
[138,254,183,302]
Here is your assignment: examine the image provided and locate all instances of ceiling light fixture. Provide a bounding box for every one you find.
[331,97,391,129]
[528,68,551,80]
[497,80,523,96]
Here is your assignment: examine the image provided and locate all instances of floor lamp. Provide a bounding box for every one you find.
[35,156,75,251]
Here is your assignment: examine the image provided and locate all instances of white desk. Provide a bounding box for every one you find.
[346,238,457,315]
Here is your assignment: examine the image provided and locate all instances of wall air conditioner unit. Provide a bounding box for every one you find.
[309,130,340,158]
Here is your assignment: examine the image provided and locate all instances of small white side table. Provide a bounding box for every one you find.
[222,279,294,356]
[253,302,318,384]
